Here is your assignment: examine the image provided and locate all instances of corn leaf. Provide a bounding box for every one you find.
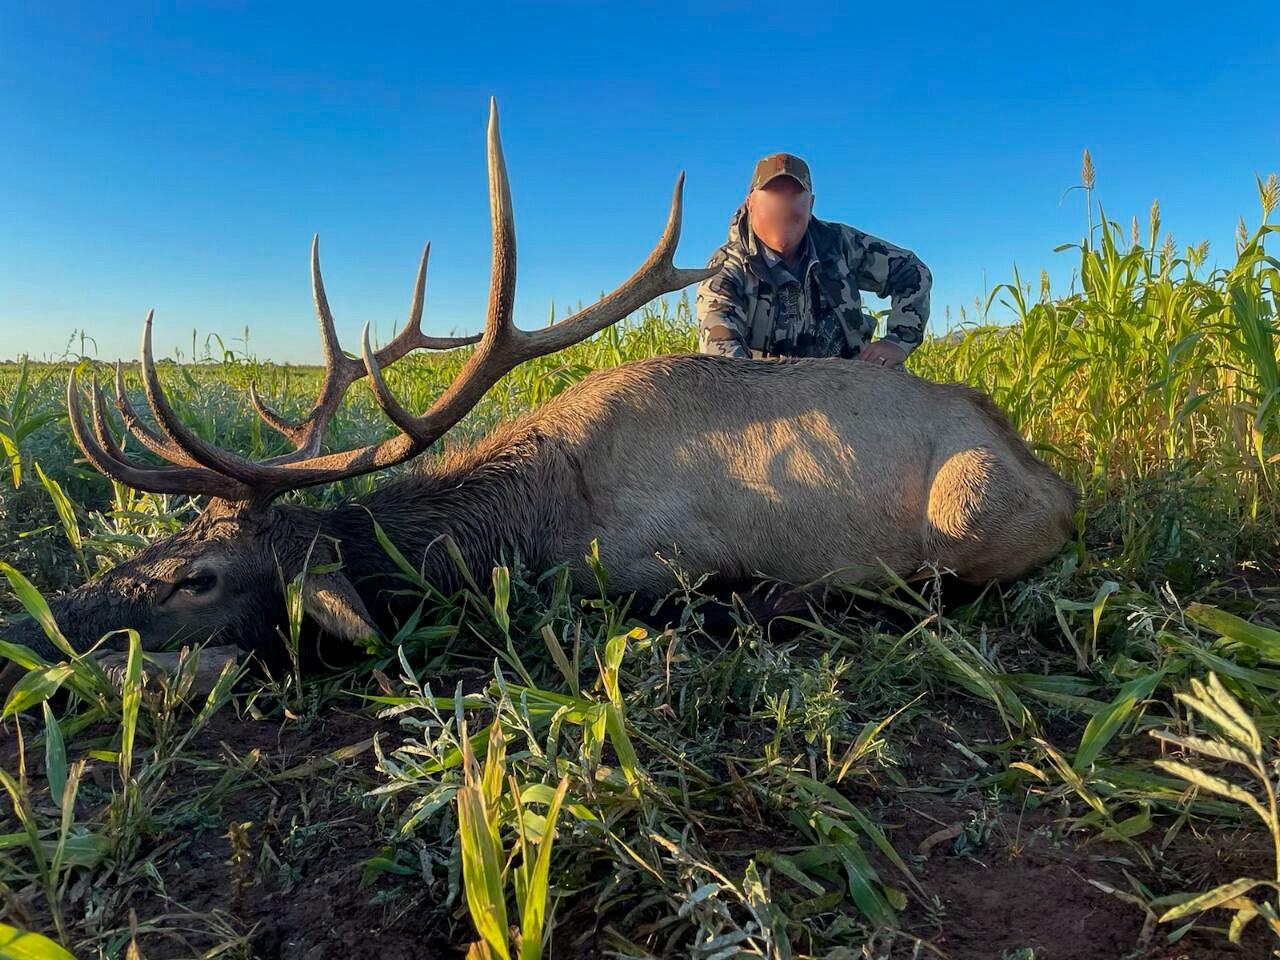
[118,630,143,783]
[1154,760,1270,822]
[1073,670,1163,771]
[0,922,75,960]
[1158,876,1274,922]
[0,563,74,659]
[2,664,74,719]
[1188,602,1280,661]
[518,775,569,960]
[41,703,66,807]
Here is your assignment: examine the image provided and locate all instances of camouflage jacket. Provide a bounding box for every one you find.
[695,203,931,360]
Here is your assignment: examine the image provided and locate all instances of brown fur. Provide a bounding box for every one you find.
[502,354,1078,592]
[360,353,1079,598]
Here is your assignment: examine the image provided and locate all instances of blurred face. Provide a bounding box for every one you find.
[747,177,814,257]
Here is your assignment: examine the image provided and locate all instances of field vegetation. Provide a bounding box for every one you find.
[0,164,1278,959]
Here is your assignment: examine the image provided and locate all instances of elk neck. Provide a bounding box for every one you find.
[307,421,573,612]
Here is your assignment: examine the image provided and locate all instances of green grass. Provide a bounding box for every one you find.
[0,168,1278,958]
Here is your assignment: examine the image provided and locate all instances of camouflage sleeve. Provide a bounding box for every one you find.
[845,227,931,355]
[695,247,751,358]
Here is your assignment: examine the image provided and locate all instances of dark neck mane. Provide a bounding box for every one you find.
[318,420,560,613]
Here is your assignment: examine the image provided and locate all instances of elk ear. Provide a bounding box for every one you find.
[300,571,381,644]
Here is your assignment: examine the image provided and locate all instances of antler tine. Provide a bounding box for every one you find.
[310,234,349,371]
[517,171,718,358]
[138,311,274,485]
[349,98,520,450]
[483,97,517,344]
[92,374,206,485]
[363,242,486,360]
[67,366,247,499]
[90,374,130,460]
[384,242,485,354]
[240,238,352,461]
[245,236,361,452]
[250,238,483,465]
[112,360,201,466]
[404,242,431,345]
[361,323,439,438]
[248,381,308,446]
[343,98,715,456]
[72,99,713,505]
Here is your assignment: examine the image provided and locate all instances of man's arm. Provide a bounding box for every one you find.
[695,247,751,358]
[846,227,932,356]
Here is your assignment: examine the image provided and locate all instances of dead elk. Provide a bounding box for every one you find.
[0,102,1079,694]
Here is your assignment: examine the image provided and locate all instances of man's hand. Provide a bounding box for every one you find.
[858,340,907,367]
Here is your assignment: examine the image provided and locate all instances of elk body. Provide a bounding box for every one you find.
[0,103,1078,686]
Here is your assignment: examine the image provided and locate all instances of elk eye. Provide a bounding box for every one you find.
[177,572,218,594]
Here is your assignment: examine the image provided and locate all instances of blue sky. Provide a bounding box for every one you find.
[2,2,1277,363]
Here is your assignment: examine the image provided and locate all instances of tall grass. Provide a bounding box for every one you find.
[912,170,1279,582]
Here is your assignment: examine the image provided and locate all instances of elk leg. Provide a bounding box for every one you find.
[924,445,1064,584]
[636,578,819,639]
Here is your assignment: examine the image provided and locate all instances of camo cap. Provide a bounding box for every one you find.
[749,152,812,193]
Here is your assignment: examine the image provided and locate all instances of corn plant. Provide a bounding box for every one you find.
[0,717,99,946]
[0,355,62,489]
[1149,672,1280,946]
[455,713,570,960]
[0,561,117,725]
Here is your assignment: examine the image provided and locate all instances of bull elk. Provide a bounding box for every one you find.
[0,102,1078,691]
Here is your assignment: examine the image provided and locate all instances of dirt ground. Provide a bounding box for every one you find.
[888,718,1273,960]
[2,691,1274,959]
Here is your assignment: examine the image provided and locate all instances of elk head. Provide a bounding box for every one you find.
[0,100,714,682]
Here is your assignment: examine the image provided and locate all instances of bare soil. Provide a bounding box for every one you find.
[883,711,1273,960]
[3,687,1275,959]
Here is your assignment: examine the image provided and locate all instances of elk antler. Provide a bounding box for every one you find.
[67,99,718,508]
[249,238,482,465]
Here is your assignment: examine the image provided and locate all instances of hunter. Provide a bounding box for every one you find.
[696,152,931,366]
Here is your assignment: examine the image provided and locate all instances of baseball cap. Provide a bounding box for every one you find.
[749,152,812,193]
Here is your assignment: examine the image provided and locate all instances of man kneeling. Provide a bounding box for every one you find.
[696,152,931,366]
